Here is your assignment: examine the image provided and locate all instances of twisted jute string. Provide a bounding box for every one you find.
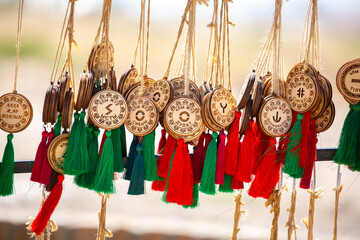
[96,194,113,240]
[225,1,234,91]
[13,0,24,93]
[285,180,299,240]
[230,190,246,240]
[301,187,323,240]
[333,165,342,240]
[271,0,283,96]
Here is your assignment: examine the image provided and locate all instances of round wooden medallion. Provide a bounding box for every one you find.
[169,77,200,98]
[48,85,60,124]
[239,98,252,136]
[208,87,236,128]
[0,92,33,133]
[310,84,326,120]
[237,72,255,110]
[287,62,317,82]
[83,72,95,109]
[201,93,222,132]
[109,67,117,91]
[316,101,335,133]
[125,96,159,136]
[75,73,87,112]
[286,73,319,113]
[173,89,200,103]
[47,133,68,174]
[143,76,155,89]
[148,79,173,112]
[318,74,332,106]
[336,60,360,102]
[88,89,128,130]
[164,97,202,139]
[182,122,205,143]
[42,85,52,123]
[61,89,74,130]
[118,68,139,95]
[199,82,211,103]
[262,78,286,98]
[58,73,70,113]
[91,40,115,79]
[257,96,292,137]
[250,80,263,117]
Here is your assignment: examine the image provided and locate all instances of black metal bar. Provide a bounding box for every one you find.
[3,148,337,174]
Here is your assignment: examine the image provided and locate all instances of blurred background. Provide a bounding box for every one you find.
[0,0,360,239]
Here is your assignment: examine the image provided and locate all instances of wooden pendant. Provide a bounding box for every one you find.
[336,59,360,102]
[316,101,335,133]
[118,67,139,95]
[148,79,173,112]
[237,72,255,110]
[47,133,69,174]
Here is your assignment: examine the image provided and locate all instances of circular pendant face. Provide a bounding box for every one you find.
[125,96,159,136]
[89,90,128,130]
[336,60,360,101]
[316,101,335,133]
[286,73,319,113]
[0,92,33,133]
[287,62,317,82]
[47,133,68,174]
[118,68,139,95]
[148,79,173,112]
[169,77,200,98]
[209,87,236,128]
[91,41,115,79]
[125,84,149,103]
[237,72,255,110]
[164,97,202,139]
[257,96,292,137]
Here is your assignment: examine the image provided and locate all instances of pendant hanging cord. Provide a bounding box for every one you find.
[145,0,151,77]
[13,0,25,93]
[272,0,282,96]
[131,0,144,68]
[184,0,196,96]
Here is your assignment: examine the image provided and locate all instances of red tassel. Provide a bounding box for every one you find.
[157,135,177,179]
[231,177,244,190]
[99,130,107,156]
[157,129,167,154]
[191,133,205,184]
[37,131,55,185]
[248,138,280,199]
[30,174,65,235]
[151,179,166,191]
[300,120,318,189]
[278,135,289,165]
[252,125,270,175]
[166,139,193,205]
[224,111,241,175]
[299,112,311,168]
[215,132,226,185]
[235,120,255,183]
[31,131,49,184]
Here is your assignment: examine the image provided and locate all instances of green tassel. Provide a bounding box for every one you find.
[200,132,218,195]
[54,114,62,137]
[128,143,145,195]
[334,104,360,170]
[218,174,234,193]
[92,131,115,194]
[63,112,90,175]
[111,127,124,173]
[0,134,15,196]
[124,135,137,180]
[162,151,176,203]
[283,113,304,178]
[143,129,158,181]
[183,184,199,209]
[75,127,100,189]
[120,124,127,157]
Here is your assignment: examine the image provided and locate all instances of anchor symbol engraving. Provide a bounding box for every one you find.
[273,111,281,123]
[153,92,161,102]
[220,102,227,114]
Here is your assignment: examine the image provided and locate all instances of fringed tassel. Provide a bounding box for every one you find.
[299,112,311,168]
[124,135,138,181]
[143,130,158,181]
[252,126,270,175]
[29,175,64,235]
[0,134,15,196]
[53,114,62,137]
[334,104,360,170]
[165,139,193,206]
[157,135,177,179]
[215,132,226,185]
[300,120,318,189]
[151,179,166,191]
[31,131,49,184]
[224,111,241,175]
[63,111,90,175]
[283,112,304,178]
[111,127,124,173]
[128,143,145,195]
[235,120,255,183]
[99,130,107,156]
[157,129,167,154]
[183,183,199,209]
[37,131,55,185]
[200,132,218,195]
[231,177,244,190]
[92,131,115,194]
[248,138,280,199]
[191,133,205,184]
[218,174,234,193]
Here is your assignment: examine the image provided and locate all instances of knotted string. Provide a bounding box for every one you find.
[285,179,299,240]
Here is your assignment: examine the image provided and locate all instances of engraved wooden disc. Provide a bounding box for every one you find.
[201,93,222,132]
[287,62,317,82]
[47,133,68,174]
[209,87,236,128]
[250,80,263,117]
[169,77,200,98]
[237,72,255,110]
[61,88,74,130]
[0,92,33,133]
[75,73,87,112]
[48,85,60,124]
[239,98,252,136]
[83,72,95,109]
[164,97,202,139]
[336,60,360,101]
[125,96,159,136]
[182,123,205,142]
[58,73,70,113]
[173,89,200,103]
[316,101,335,133]
[42,85,52,123]
[89,90,128,130]
[148,79,173,112]
[143,76,155,89]
[91,40,115,79]
[199,83,211,103]
[318,74,332,108]
[310,84,326,120]
[262,77,286,98]
[257,96,292,137]
[118,68,139,95]
[286,73,319,113]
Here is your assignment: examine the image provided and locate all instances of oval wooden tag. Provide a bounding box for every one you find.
[209,87,236,128]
